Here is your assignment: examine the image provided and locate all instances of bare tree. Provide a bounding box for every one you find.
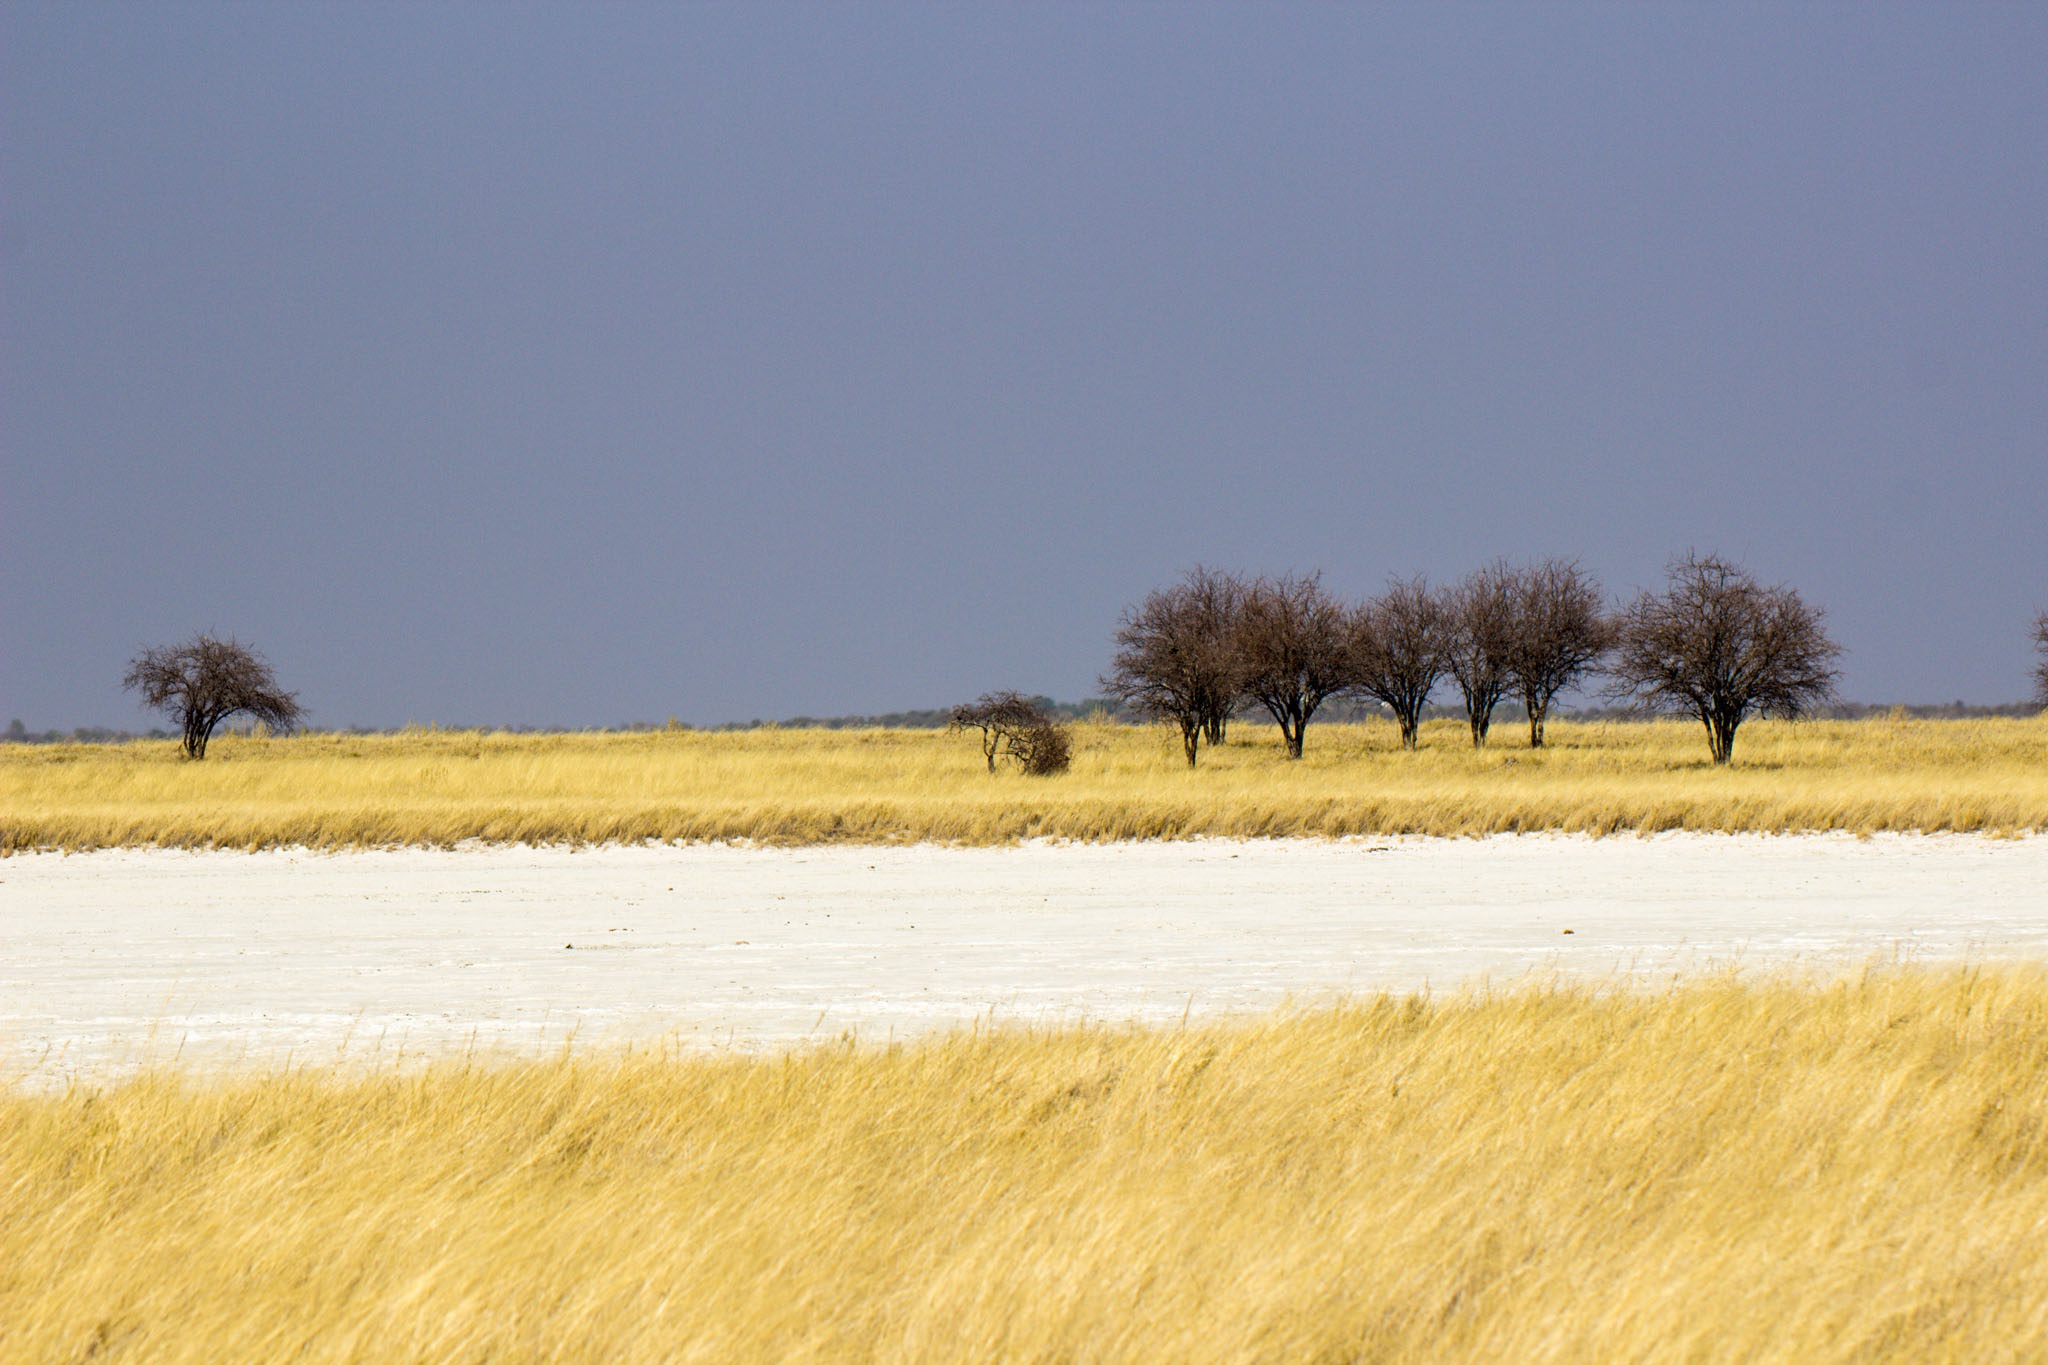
[949,691,1070,775]
[123,634,304,759]
[1186,567,1247,746]
[1606,554,1841,765]
[1350,576,1451,751]
[1101,567,1245,767]
[1233,572,1353,759]
[1505,558,1613,748]
[2033,611,2048,710]
[1442,561,1520,747]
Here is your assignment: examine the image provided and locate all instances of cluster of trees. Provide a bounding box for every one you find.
[111,599,2048,767]
[1105,555,1847,766]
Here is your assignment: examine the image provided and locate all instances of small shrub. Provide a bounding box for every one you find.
[1012,720,1072,776]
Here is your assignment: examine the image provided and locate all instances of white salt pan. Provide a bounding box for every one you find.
[3,834,2043,1082]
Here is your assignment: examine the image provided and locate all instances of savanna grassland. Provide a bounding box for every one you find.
[6,967,2047,1362]
[3,714,2046,851]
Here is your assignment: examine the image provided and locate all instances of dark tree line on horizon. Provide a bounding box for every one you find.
[1104,555,1852,767]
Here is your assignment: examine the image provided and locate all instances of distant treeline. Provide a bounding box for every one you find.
[750,698,1117,731]
[4,720,168,745]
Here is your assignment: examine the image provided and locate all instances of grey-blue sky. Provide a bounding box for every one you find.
[4,4,2044,728]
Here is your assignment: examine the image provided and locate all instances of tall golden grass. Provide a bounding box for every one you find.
[6,966,2046,1361]
[4,714,2045,851]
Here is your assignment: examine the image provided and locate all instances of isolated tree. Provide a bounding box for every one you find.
[1505,558,1613,748]
[1442,561,1521,747]
[2032,611,2048,710]
[1102,567,1245,767]
[1606,554,1841,765]
[1233,572,1353,759]
[123,634,304,760]
[949,691,1070,775]
[1349,576,1451,751]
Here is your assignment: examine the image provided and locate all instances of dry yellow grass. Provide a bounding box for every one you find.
[5,966,2046,1362]
[4,714,2046,851]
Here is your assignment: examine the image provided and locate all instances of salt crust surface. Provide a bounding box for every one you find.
[4,834,2044,1082]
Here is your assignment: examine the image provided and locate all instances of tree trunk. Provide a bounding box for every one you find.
[1399,712,1420,750]
[1204,714,1227,746]
[1527,700,1547,749]
[1284,714,1305,759]
[1710,714,1738,765]
[1181,720,1200,768]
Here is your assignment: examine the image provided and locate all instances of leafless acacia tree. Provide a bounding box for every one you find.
[1349,576,1451,751]
[1606,554,1841,765]
[1442,561,1520,747]
[123,634,304,759]
[2032,611,2048,710]
[1505,559,1613,748]
[1102,567,1245,767]
[949,691,1070,775]
[1233,572,1353,759]
[1186,567,1247,745]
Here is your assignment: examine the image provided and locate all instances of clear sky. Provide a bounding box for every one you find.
[4,4,2044,729]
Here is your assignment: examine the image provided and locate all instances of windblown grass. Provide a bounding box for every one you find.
[3,714,2045,851]
[6,966,2046,1361]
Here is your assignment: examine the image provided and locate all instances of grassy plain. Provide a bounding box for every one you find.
[3,714,2045,851]
[6,967,2046,1362]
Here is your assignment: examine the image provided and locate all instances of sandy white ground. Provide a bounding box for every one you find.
[3,834,2045,1083]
